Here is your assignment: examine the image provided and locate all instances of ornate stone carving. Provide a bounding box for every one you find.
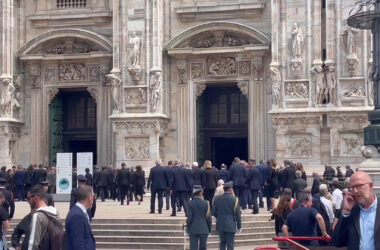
[285,82,308,99]
[115,120,169,135]
[149,69,162,112]
[287,135,311,156]
[290,22,304,74]
[311,66,325,104]
[44,39,95,54]
[47,88,59,104]
[342,85,364,97]
[253,57,263,80]
[58,63,86,81]
[195,83,206,98]
[191,62,204,79]
[105,73,123,113]
[29,65,41,88]
[237,81,248,98]
[177,60,187,84]
[341,24,360,73]
[0,77,15,117]
[206,57,236,76]
[126,88,146,105]
[125,137,149,160]
[270,66,281,107]
[87,86,98,103]
[325,66,336,105]
[12,74,23,118]
[13,74,24,88]
[44,68,57,84]
[341,134,363,155]
[89,66,101,82]
[129,32,142,67]
[239,60,251,76]
[189,31,253,48]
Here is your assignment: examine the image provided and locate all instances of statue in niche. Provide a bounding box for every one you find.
[341,25,359,73]
[311,66,325,104]
[129,32,142,67]
[0,78,15,117]
[270,67,281,108]
[291,22,304,59]
[106,74,123,113]
[325,66,336,105]
[150,71,161,112]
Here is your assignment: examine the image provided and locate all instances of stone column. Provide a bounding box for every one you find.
[112,0,121,73]
[1,0,13,78]
[271,0,280,65]
[312,0,323,67]
[29,65,42,164]
[177,83,189,162]
[325,0,336,66]
[152,0,163,68]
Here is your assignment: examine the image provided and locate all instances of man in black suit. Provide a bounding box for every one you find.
[212,181,241,250]
[228,161,246,208]
[169,160,188,216]
[147,160,167,214]
[164,161,174,210]
[98,166,109,202]
[333,171,380,250]
[246,163,262,214]
[118,163,132,205]
[70,175,96,221]
[311,172,321,196]
[186,185,211,250]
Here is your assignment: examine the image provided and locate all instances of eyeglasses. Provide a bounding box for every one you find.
[348,182,371,192]
[27,195,35,200]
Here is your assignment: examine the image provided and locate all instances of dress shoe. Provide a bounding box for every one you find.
[158,210,162,214]
[149,211,155,214]
[170,213,176,217]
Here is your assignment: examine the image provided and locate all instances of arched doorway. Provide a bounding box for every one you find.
[197,84,248,167]
[49,89,97,166]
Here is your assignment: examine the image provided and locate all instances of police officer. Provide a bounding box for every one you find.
[37,180,54,206]
[212,181,242,250]
[70,175,96,221]
[186,185,211,250]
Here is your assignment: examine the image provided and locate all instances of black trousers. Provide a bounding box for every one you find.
[150,189,164,212]
[189,233,208,250]
[171,191,187,215]
[219,232,235,250]
[251,189,259,213]
[120,185,129,203]
[165,189,170,209]
[204,188,215,207]
[233,186,245,207]
[99,186,107,201]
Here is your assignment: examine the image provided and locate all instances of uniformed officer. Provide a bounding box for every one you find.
[37,180,54,206]
[212,181,242,250]
[186,185,212,250]
[70,175,96,221]
[0,177,14,219]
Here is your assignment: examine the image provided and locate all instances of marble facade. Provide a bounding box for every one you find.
[0,0,373,168]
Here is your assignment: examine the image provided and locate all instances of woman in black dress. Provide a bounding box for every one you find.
[268,159,279,211]
[134,165,145,205]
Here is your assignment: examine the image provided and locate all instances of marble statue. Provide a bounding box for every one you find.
[291,22,304,59]
[325,66,336,105]
[150,71,161,112]
[129,32,142,67]
[0,78,15,117]
[342,26,359,56]
[270,67,281,107]
[311,66,325,104]
[106,74,123,113]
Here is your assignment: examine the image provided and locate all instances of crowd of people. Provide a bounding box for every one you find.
[0,158,376,250]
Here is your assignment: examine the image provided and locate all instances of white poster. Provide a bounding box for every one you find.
[56,153,73,194]
[77,152,93,176]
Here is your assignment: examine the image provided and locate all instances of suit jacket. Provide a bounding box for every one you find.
[186,197,212,235]
[311,176,320,195]
[170,166,188,192]
[117,168,131,186]
[202,168,218,190]
[333,199,380,250]
[192,167,203,186]
[283,166,296,190]
[66,205,96,250]
[246,167,262,190]
[147,165,167,191]
[228,164,246,186]
[212,193,241,233]
[218,169,229,183]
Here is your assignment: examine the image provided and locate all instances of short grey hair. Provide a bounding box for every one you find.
[155,159,162,165]
[319,184,328,196]
[295,170,302,178]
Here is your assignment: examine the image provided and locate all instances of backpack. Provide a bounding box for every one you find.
[38,211,65,250]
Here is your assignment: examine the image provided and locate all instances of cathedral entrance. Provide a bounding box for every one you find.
[49,89,97,166]
[197,85,248,168]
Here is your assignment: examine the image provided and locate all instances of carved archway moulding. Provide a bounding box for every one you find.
[17,28,113,59]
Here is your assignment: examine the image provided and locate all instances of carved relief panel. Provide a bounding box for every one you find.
[285,134,312,157]
[339,79,366,106]
[238,60,251,77]
[125,88,147,106]
[191,61,205,80]
[206,57,237,76]
[284,81,309,100]
[125,137,150,160]
[339,132,363,156]
[44,67,58,84]
[58,63,87,81]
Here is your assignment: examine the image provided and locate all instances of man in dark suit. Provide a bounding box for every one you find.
[218,164,229,183]
[98,166,109,202]
[212,181,242,250]
[169,160,188,216]
[333,171,380,250]
[85,168,93,186]
[311,172,321,196]
[192,162,203,186]
[257,160,270,208]
[186,185,212,250]
[228,161,246,208]
[283,162,297,195]
[246,163,262,214]
[0,177,14,219]
[70,175,96,221]
[147,160,168,214]
[164,161,174,210]
[118,163,132,205]
[66,185,96,250]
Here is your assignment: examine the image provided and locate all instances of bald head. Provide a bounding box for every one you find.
[350,171,372,185]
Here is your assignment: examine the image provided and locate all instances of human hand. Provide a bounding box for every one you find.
[343,192,357,212]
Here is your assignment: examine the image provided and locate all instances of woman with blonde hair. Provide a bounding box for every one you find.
[296,163,307,181]
[202,160,218,207]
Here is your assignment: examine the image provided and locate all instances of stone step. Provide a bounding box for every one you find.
[95,238,275,249]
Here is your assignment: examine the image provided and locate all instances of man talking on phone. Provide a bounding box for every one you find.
[333,171,380,250]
